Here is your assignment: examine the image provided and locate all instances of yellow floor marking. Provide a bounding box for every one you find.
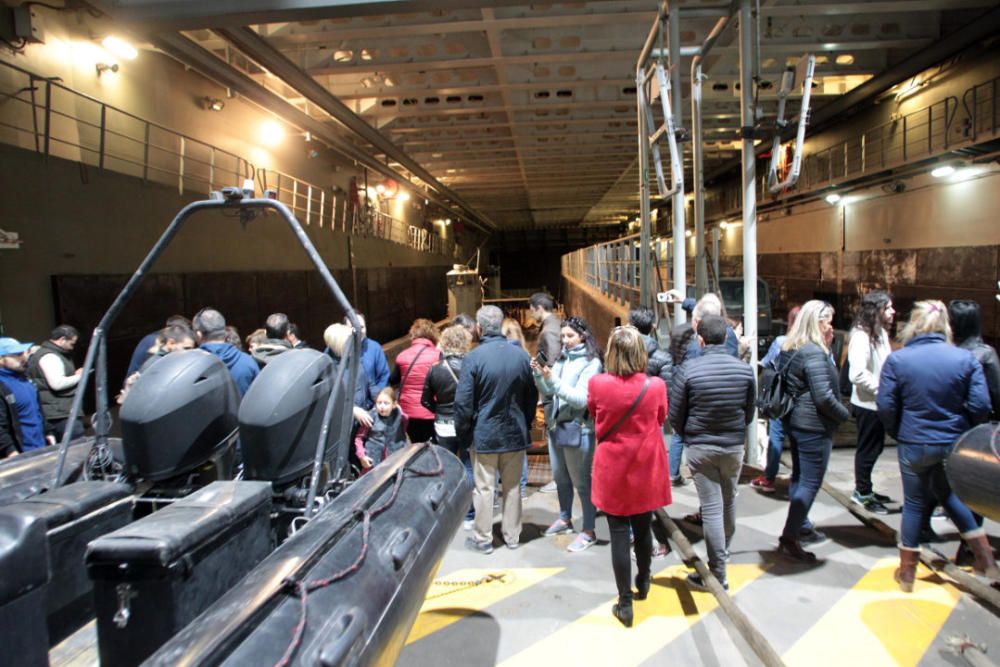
[406,568,564,645]
[499,564,768,666]
[784,557,962,667]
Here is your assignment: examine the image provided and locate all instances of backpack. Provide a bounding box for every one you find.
[838,356,853,399]
[757,350,800,420]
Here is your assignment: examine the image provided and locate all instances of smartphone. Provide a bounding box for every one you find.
[535,349,548,366]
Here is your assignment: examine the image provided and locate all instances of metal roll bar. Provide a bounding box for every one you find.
[52,190,361,524]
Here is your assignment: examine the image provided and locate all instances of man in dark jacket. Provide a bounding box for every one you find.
[0,337,52,456]
[193,308,259,396]
[669,315,756,590]
[529,292,561,366]
[251,312,293,367]
[455,305,538,554]
[26,324,84,439]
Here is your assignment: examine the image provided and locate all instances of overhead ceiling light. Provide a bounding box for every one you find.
[720,221,729,229]
[825,193,842,204]
[202,97,225,112]
[101,36,138,61]
[397,191,411,201]
[931,165,956,178]
[952,166,984,181]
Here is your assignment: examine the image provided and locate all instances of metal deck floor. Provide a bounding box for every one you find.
[399,445,1000,667]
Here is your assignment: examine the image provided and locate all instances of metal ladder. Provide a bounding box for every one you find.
[766,54,817,193]
[639,60,685,200]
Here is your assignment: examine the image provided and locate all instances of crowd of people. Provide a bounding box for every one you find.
[1,288,997,628]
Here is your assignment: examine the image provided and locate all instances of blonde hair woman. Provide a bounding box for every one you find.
[501,318,526,348]
[587,325,670,627]
[323,322,373,428]
[877,300,995,591]
[776,300,850,562]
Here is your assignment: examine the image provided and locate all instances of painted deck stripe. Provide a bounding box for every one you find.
[783,557,962,667]
[406,568,564,645]
[498,564,768,666]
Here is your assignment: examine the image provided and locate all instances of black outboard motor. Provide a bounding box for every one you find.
[145,443,472,667]
[947,423,1000,522]
[119,350,239,483]
[239,349,341,488]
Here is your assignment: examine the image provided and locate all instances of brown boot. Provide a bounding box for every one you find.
[964,534,1000,581]
[895,546,921,593]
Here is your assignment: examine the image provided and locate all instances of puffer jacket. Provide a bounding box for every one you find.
[534,344,602,433]
[668,345,756,447]
[877,333,990,444]
[958,336,1000,420]
[779,342,850,435]
[643,334,672,384]
[391,338,441,420]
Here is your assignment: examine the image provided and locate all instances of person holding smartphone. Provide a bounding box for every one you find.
[532,316,604,552]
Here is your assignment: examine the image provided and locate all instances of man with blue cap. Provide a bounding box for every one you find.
[0,337,51,456]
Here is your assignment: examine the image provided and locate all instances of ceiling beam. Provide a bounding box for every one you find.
[388,117,639,133]
[213,25,497,232]
[480,7,532,224]
[91,0,545,30]
[305,40,929,76]
[256,1,994,45]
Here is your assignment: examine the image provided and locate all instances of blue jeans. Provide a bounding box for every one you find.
[782,429,832,540]
[521,455,528,493]
[548,430,597,531]
[669,431,684,478]
[764,418,785,481]
[898,443,978,548]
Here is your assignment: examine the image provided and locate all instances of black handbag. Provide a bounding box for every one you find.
[554,420,584,448]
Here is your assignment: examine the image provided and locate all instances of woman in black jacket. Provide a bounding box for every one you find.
[776,300,850,561]
[421,325,473,454]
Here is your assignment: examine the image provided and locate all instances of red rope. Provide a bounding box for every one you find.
[274,445,444,666]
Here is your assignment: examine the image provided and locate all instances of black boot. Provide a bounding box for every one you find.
[634,573,651,600]
[612,595,634,628]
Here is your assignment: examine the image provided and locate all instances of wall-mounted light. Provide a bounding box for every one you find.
[95,62,119,76]
[931,165,955,178]
[259,120,285,147]
[825,193,842,204]
[101,36,137,61]
[397,191,411,202]
[202,97,225,111]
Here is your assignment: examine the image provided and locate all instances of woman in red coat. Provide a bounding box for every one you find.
[588,325,670,628]
[391,318,440,442]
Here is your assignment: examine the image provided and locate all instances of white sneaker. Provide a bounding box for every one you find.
[462,519,474,531]
[540,480,558,493]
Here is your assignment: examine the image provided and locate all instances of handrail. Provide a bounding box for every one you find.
[0,58,454,256]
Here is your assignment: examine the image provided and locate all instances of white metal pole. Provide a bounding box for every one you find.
[739,0,760,463]
[669,3,686,325]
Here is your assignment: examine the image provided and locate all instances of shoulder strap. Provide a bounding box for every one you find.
[400,345,429,390]
[598,377,650,442]
[441,358,460,384]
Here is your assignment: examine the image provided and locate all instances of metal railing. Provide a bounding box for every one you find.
[701,73,1000,219]
[0,59,455,256]
[0,61,253,195]
[564,234,649,307]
